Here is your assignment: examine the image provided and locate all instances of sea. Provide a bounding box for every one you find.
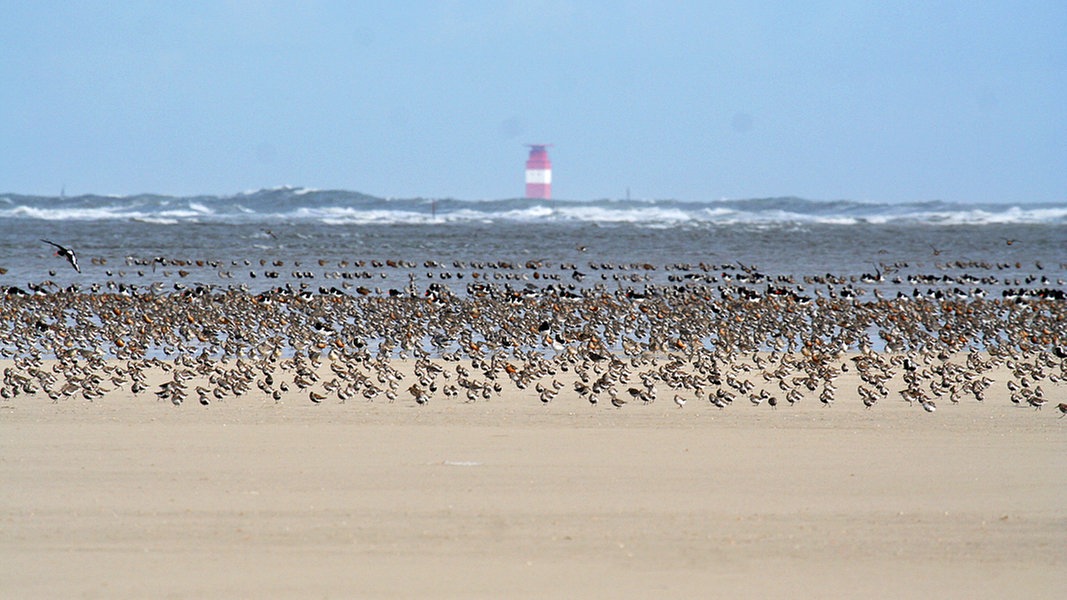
[2,188,1065,296]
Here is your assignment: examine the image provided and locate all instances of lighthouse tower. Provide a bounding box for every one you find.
[524,144,552,199]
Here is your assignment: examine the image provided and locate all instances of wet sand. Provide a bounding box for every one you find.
[2,371,1065,599]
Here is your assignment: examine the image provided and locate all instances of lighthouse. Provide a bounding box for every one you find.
[524,144,552,199]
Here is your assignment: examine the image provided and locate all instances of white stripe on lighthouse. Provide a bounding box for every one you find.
[525,169,552,184]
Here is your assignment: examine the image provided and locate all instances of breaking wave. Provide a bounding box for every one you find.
[1,188,1063,226]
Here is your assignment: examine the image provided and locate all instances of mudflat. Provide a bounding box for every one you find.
[2,384,1064,599]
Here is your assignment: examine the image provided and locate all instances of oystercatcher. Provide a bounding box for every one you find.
[41,239,81,273]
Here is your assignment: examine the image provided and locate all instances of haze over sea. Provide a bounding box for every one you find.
[1,189,1064,294]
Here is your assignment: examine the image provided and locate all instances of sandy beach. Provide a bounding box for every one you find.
[2,365,1064,599]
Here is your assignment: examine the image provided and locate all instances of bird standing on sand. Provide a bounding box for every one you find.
[41,239,81,273]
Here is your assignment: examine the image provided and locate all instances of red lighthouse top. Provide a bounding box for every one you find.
[525,144,552,169]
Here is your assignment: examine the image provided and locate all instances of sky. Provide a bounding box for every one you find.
[1,1,1064,203]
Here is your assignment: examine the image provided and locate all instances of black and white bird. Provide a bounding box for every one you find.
[41,239,81,273]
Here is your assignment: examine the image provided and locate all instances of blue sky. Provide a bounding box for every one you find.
[2,1,1064,202]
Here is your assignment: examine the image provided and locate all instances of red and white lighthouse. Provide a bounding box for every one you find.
[524,144,552,199]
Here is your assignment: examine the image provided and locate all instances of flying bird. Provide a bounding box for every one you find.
[41,239,81,273]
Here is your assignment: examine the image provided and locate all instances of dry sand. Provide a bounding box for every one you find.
[2,363,1065,599]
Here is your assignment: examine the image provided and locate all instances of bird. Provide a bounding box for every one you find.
[1057,403,1067,418]
[673,394,686,409]
[408,383,428,405]
[41,239,81,273]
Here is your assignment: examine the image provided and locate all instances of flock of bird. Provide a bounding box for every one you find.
[0,239,1065,416]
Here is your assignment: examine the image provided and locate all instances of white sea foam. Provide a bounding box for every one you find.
[3,205,145,221]
[1,190,1063,226]
[131,217,179,225]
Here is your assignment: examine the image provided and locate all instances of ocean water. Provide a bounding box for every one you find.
[1,189,1064,294]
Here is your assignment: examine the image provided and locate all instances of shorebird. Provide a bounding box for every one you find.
[1028,387,1046,410]
[41,239,81,273]
[408,383,428,405]
[0,242,1061,427]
